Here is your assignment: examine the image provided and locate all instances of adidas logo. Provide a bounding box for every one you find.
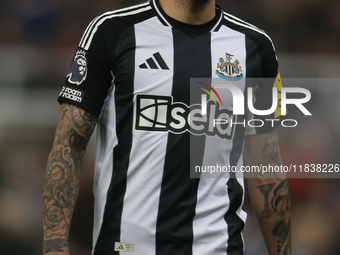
[139,52,169,70]
[114,242,133,252]
[117,245,124,250]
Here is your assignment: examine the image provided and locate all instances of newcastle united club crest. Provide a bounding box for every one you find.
[216,53,243,80]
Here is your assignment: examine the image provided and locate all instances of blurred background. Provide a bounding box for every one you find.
[0,0,339,254]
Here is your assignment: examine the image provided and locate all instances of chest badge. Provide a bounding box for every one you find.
[216,53,243,81]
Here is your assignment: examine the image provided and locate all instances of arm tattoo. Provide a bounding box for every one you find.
[257,180,291,255]
[43,239,68,253]
[43,105,96,253]
[271,179,291,255]
[257,183,275,219]
[262,129,283,166]
[258,130,291,254]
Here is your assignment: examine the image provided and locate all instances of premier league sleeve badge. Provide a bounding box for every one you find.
[66,49,88,85]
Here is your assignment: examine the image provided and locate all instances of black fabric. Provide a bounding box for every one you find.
[224,178,245,255]
[155,25,211,255]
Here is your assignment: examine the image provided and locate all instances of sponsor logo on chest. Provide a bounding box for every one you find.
[135,94,235,139]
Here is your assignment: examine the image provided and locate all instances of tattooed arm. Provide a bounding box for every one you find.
[244,129,292,255]
[43,103,97,255]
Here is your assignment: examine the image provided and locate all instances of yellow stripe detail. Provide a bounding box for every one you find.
[274,72,284,118]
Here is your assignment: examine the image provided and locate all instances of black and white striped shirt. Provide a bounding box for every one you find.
[58,1,280,254]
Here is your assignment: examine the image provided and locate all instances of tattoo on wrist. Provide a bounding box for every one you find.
[43,239,68,253]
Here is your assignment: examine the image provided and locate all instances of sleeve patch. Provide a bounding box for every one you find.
[66,49,88,85]
[59,86,85,103]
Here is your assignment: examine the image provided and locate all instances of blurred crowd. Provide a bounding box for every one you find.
[1,0,339,53]
[0,0,339,254]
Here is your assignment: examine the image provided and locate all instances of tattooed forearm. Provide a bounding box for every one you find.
[263,129,283,166]
[257,178,292,255]
[246,129,291,254]
[271,178,291,255]
[43,104,96,253]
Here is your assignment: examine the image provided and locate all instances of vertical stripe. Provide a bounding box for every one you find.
[224,177,245,255]
[93,26,136,255]
[243,36,273,135]
[192,137,234,255]
[192,26,247,255]
[155,30,211,255]
[219,24,247,255]
[226,120,246,255]
[224,35,260,252]
[92,88,117,250]
[119,17,174,255]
